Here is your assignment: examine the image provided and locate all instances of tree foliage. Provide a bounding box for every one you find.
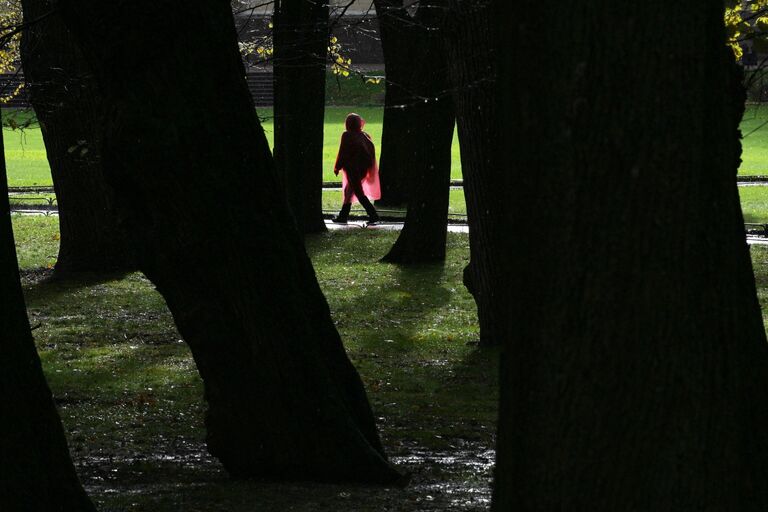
[0,1,22,103]
[726,0,768,58]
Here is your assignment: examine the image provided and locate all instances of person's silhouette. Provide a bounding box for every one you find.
[333,113,381,225]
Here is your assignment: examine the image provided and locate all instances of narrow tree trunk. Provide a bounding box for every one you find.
[0,112,95,511]
[444,0,501,345]
[273,0,328,234]
[60,0,401,484]
[374,0,418,207]
[20,0,132,274]
[493,2,768,509]
[381,0,455,264]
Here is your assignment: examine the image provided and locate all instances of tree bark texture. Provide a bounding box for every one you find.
[380,0,455,264]
[374,0,433,206]
[444,0,501,345]
[60,0,401,484]
[20,0,132,274]
[273,0,328,234]
[493,2,768,509]
[0,113,95,511]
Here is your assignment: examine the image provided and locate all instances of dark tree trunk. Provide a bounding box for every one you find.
[273,0,328,234]
[493,2,768,509]
[380,100,453,263]
[381,0,455,264]
[60,0,401,484]
[373,0,419,207]
[444,0,501,345]
[0,112,95,511]
[20,0,132,274]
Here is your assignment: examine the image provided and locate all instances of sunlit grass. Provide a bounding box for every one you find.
[11,213,59,268]
[741,104,768,176]
[4,106,463,187]
[741,186,768,222]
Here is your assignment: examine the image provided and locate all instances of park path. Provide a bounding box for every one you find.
[326,219,469,233]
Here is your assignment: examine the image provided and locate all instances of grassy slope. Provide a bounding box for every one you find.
[13,215,494,511]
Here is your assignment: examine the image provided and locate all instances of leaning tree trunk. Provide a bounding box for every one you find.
[382,0,455,264]
[20,0,132,274]
[273,0,328,234]
[0,112,95,511]
[60,0,401,484]
[444,0,501,345]
[493,1,768,509]
[374,0,419,207]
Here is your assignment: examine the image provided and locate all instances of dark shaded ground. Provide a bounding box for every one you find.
[77,443,494,511]
[15,220,497,511]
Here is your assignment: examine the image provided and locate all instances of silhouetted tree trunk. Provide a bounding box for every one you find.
[493,2,768,509]
[273,0,328,234]
[20,0,132,274]
[61,0,401,484]
[382,0,455,264]
[374,0,417,206]
[444,0,501,345]
[0,113,95,511]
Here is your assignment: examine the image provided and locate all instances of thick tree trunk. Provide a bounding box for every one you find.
[380,99,453,263]
[374,0,418,207]
[493,2,768,509]
[444,0,501,345]
[273,0,328,234]
[381,0,455,264]
[20,0,132,274]
[0,113,95,511]
[60,0,401,484]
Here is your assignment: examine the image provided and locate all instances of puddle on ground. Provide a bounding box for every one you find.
[82,443,495,511]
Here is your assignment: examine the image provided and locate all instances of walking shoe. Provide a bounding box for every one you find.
[333,203,351,224]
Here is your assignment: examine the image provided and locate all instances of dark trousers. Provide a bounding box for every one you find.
[339,176,378,220]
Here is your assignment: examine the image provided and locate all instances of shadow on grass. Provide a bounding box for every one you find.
[16,227,494,511]
[328,259,453,357]
[23,269,133,303]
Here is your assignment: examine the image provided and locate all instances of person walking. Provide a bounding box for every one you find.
[332,113,381,225]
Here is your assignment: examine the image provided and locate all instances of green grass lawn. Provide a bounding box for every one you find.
[13,212,768,509]
[261,107,462,183]
[741,104,768,176]
[740,186,768,223]
[8,103,768,221]
[12,214,493,510]
[6,103,768,185]
[4,118,52,187]
[4,106,463,187]
[747,245,768,330]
